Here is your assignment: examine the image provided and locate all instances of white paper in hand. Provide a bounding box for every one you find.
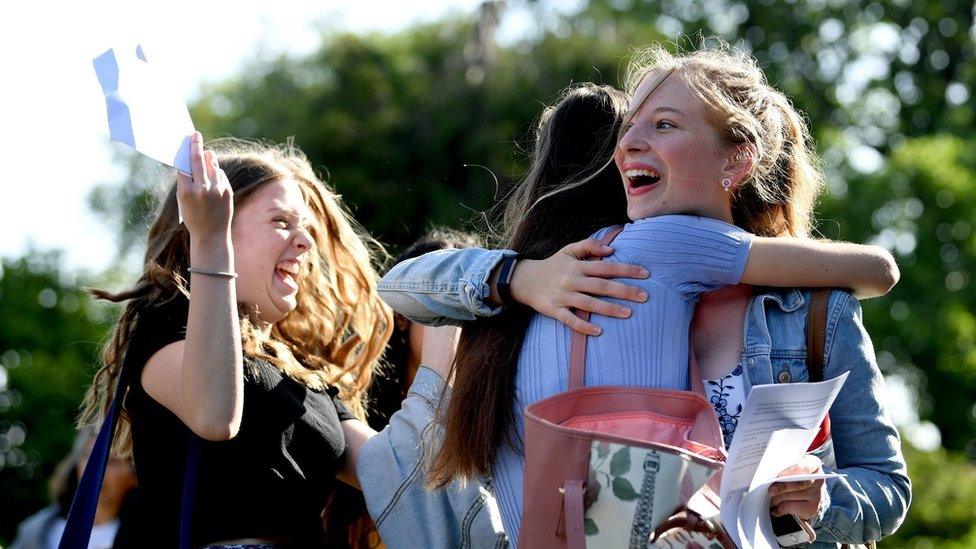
[93,45,194,174]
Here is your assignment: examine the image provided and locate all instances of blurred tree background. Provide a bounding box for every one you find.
[2,0,974,545]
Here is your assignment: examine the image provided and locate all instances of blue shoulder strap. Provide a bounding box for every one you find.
[60,352,199,549]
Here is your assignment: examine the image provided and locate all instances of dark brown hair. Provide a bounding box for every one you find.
[429,83,631,484]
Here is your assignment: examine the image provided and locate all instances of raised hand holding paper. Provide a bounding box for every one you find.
[93,45,194,174]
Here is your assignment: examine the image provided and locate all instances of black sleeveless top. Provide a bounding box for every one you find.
[123,295,355,548]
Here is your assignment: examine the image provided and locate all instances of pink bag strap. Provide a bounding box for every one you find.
[562,480,587,549]
[568,226,625,391]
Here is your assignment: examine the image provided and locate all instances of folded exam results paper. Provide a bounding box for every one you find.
[93,45,194,174]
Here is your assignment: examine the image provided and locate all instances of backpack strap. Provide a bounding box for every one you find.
[805,289,831,382]
[805,289,833,456]
[60,348,199,549]
[568,226,625,391]
[59,358,132,549]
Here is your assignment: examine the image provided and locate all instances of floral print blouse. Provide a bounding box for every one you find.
[705,364,746,450]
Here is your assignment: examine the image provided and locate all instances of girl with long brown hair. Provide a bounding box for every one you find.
[379,45,908,546]
[76,135,473,548]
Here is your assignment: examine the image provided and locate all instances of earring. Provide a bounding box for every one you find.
[721,178,732,192]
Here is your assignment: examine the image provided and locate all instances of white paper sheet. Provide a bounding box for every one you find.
[93,45,194,174]
[719,372,849,548]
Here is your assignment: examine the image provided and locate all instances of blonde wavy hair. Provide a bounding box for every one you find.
[623,41,826,237]
[79,138,393,456]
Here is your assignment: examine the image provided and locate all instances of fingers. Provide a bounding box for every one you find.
[567,293,632,320]
[770,476,824,521]
[770,478,820,495]
[562,238,614,260]
[188,132,207,189]
[774,454,822,482]
[576,276,649,305]
[554,308,601,336]
[582,260,650,281]
[203,150,218,191]
[177,171,192,192]
[771,494,820,521]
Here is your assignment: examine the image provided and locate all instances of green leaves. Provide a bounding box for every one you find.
[612,476,639,501]
[608,446,638,500]
[610,446,630,476]
[584,517,599,535]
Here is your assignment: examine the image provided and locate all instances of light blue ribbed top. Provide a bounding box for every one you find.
[491,214,753,544]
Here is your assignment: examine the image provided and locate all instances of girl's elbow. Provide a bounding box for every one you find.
[189,414,241,441]
[880,251,900,293]
[865,248,900,296]
[875,471,912,538]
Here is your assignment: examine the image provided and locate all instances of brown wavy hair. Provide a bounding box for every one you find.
[79,138,393,456]
[429,83,631,485]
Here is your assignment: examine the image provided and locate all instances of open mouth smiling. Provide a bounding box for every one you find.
[624,167,661,195]
[275,260,301,291]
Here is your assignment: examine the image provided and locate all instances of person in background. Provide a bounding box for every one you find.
[12,428,139,549]
[369,228,479,429]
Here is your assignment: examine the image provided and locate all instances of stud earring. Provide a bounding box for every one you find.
[721,178,732,192]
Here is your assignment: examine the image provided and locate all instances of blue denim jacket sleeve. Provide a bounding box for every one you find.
[378,248,517,326]
[811,292,911,544]
[357,367,509,548]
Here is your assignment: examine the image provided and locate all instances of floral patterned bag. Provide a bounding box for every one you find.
[519,226,735,549]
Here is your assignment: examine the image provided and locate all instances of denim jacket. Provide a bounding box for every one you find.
[378,249,911,548]
[358,366,509,549]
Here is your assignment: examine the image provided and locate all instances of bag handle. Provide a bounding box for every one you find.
[568,225,624,391]
[60,349,199,549]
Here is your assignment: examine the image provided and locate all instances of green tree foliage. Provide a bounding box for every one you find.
[821,136,976,455]
[187,16,636,248]
[0,254,114,543]
[884,441,976,546]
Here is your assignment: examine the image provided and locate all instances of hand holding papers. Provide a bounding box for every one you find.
[93,45,194,174]
[719,372,849,548]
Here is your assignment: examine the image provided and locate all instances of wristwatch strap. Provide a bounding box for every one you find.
[496,254,520,305]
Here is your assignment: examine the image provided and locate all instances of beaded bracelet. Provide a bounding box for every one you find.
[187,267,238,279]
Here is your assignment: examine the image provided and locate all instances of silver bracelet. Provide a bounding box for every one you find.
[187,267,238,279]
